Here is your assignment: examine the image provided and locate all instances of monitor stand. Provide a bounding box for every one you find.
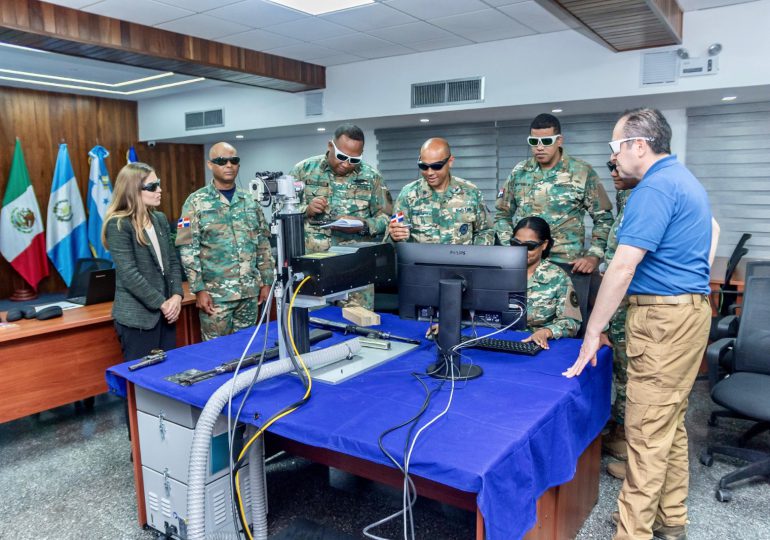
[427,278,483,381]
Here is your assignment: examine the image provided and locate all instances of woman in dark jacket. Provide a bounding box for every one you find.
[102,162,183,361]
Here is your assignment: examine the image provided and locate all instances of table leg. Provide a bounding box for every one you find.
[127,382,147,527]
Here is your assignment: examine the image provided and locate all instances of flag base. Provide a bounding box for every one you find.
[9,274,37,302]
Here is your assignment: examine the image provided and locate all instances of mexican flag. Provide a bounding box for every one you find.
[0,139,49,289]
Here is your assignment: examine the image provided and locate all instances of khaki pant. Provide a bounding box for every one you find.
[614,294,710,540]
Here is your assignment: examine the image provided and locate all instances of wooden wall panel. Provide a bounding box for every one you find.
[0,86,204,299]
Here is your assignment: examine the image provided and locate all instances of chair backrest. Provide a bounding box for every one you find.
[734,276,770,376]
[746,261,770,280]
[567,271,593,338]
[724,233,752,284]
[68,258,114,298]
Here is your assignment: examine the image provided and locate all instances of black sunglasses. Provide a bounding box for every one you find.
[606,161,617,173]
[210,156,241,166]
[141,180,161,192]
[417,156,451,171]
[512,238,545,251]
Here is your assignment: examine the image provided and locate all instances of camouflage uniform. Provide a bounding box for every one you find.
[392,176,494,245]
[494,151,613,264]
[290,154,390,309]
[176,182,275,341]
[526,259,582,339]
[607,188,632,424]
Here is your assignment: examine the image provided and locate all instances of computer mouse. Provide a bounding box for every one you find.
[22,307,37,319]
[36,306,63,320]
[6,309,23,322]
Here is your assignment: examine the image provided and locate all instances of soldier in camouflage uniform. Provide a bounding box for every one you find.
[389,138,494,245]
[176,142,275,341]
[603,159,639,476]
[514,217,582,349]
[290,124,389,310]
[495,113,613,275]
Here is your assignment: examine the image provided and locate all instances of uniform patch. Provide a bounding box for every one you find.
[459,223,469,235]
[175,216,192,246]
[570,290,579,307]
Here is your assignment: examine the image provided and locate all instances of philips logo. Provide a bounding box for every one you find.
[449,249,466,256]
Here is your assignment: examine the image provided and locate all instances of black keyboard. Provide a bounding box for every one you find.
[459,336,543,356]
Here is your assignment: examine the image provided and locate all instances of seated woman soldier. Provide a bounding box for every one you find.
[513,216,582,349]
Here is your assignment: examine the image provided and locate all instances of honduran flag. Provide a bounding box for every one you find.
[0,139,50,289]
[126,146,138,164]
[46,144,91,286]
[87,145,112,261]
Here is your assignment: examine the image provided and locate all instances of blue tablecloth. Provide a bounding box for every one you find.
[107,307,611,540]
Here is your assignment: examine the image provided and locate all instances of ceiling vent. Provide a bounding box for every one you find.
[640,51,678,86]
[411,77,484,108]
[305,91,324,117]
[185,108,224,131]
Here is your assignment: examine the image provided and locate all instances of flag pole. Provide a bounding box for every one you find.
[9,269,38,301]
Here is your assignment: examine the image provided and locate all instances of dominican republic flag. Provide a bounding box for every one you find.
[177,217,190,229]
[46,144,90,286]
[126,146,138,164]
[87,145,112,261]
[391,211,405,223]
[0,139,50,289]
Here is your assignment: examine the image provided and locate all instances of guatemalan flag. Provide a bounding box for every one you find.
[0,139,49,289]
[87,145,112,261]
[46,144,90,286]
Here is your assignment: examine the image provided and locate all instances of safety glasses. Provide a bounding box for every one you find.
[512,238,545,251]
[141,180,161,192]
[209,156,241,166]
[606,161,617,173]
[331,140,362,165]
[527,134,561,147]
[417,156,451,171]
[608,137,653,154]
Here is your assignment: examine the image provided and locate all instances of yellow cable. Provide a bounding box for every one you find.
[233,275,314,539]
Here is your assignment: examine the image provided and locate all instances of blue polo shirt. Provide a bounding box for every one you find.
[617,155,711,295]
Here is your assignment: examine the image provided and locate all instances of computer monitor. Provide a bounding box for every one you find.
[396,243,528,381]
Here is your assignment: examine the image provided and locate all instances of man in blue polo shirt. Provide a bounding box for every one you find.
[564,108,712,540]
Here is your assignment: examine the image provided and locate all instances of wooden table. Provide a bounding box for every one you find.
[0,284,199,423]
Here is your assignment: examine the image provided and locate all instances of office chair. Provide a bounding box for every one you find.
[710,233,751,341]
[700,276,770,502]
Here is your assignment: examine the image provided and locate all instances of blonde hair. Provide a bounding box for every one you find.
[102,162,156,249]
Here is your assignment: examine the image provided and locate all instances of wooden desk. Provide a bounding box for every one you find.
[710,256,764,288]
[0,284,199,423]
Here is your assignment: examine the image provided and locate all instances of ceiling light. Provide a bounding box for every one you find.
[419,118,430,123]
[235,134,244,139]
[317,127,326,132]
[267,0,373,16]
[676,48,689,60]
[0,74,205,95]
[551,108,563,113]
[0,68,174,87]
[721,96,737,101]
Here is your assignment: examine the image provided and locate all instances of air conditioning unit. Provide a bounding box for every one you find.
[680,56,719,77]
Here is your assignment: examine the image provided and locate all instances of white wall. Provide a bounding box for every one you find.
[138,1,770,142]
[202,128,378,194]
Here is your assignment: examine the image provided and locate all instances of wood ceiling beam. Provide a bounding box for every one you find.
[0,0,325,92]
[537,0,682,52]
